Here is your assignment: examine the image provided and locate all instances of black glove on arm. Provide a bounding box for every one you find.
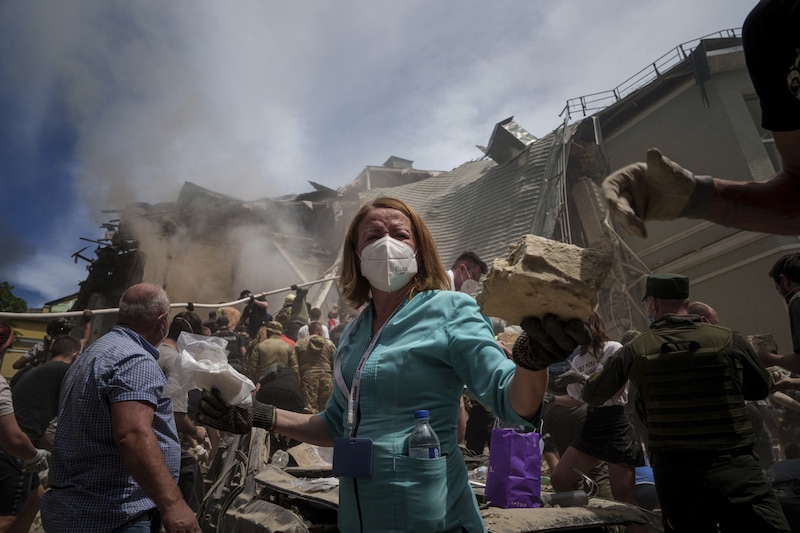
[554,368,587,389]
[513,314,592,371]
[196,389,276,434]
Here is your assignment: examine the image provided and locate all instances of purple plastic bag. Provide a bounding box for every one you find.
[484,427,542,509]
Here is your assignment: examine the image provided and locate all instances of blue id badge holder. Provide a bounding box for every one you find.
[332,437,373,478]
[332,312,385,479]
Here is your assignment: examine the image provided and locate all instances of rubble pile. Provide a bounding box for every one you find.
[477,234,612,325]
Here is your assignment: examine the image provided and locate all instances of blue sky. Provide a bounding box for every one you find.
[0,0,757,308]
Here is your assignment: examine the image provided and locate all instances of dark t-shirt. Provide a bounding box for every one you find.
[213,328,247,370]
[743,0,800,131]
[238,297,273,337]
[12,361,70,445]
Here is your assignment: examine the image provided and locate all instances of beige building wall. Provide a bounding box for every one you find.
[599,44,800,353]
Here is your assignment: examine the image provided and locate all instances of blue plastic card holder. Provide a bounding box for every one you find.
[332,437,374,478]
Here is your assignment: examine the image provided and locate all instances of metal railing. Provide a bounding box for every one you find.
[560,28,742,122]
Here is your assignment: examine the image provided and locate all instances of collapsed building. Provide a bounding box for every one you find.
[70,28,797,350]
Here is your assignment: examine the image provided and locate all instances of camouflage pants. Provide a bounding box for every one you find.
[301,372,333,414]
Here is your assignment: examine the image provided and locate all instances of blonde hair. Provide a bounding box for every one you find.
[340,197,450,308]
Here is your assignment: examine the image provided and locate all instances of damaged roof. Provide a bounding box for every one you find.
[357,122,577,267]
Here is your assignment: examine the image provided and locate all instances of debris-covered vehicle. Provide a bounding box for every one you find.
[198,429,662,533]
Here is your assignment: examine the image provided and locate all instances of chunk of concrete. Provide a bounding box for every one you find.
[476,234,612,325]
[747,334,778,354]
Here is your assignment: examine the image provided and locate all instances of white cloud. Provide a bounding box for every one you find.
[5,202,95,306]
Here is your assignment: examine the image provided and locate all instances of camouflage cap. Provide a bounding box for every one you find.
[266,321,283,336]
[643,273,689,300]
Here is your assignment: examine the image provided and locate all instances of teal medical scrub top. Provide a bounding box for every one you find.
[318,290,539,533]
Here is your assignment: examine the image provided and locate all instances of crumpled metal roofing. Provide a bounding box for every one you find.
[357,124,575,267]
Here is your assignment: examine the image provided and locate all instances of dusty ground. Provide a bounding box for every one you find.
[29,512,43,533]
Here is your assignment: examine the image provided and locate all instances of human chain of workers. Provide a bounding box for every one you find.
[2,1,800,531]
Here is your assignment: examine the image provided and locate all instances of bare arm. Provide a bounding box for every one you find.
[770,372,800,392]
[80,317,92,349]
[272,410,334,447]
[111,400,200,533]
[769,391,800,413]
[174,411,206,442]
[12,354,31,370]
[704,130,800,233]
[0,413,38,460]
[757,345,800,375]
[507,367,548,421]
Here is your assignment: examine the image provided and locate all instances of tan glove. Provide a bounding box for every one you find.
[601,148,715,238]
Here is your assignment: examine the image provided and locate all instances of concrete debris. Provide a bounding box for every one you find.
[476,234,612,325]
[747,333,778,354]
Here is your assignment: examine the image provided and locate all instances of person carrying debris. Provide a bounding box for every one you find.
[549,311,645,533]
[41,283,200,533]
[196,196,590,533]
[583,273,790,532]
[602,0,800,237]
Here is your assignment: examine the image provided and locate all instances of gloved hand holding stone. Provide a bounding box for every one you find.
[513,315,591,371]
[601,148,715,238]
[23,448,50,473]
[196,388,276,434]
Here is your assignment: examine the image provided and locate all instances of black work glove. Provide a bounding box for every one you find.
[513,314,591,371]
[290,284,299,291]
[196,389,276,434]
[554,368,587,389]
[250,295,255,304]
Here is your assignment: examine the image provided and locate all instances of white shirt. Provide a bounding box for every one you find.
[296,323,330,340]
[446,269,456,291]
[567,340,627,407]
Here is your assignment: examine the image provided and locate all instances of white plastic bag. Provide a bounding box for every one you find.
[162,332,254,407]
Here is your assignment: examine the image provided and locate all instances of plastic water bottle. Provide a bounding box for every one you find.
[469,466,488,480]
[541,490,589,507]
[408,409,440,459]
[272,449,290,469]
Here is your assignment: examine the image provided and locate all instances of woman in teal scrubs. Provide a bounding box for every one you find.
[198,196,587,532]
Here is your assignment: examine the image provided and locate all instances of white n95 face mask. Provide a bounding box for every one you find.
[359,236,418,293]
[460,278,479,296]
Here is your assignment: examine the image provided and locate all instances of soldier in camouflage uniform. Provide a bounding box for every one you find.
[245,321,298,384]
[583,273,789,532]
[295,322,335,413]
